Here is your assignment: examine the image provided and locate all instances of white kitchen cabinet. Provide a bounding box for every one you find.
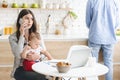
[45,40,88,59]
[0,42,14,65]
[0,41,13,80]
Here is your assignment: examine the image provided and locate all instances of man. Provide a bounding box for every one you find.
[86,0,120,80]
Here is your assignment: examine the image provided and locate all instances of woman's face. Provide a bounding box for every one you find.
[22,13,33,29]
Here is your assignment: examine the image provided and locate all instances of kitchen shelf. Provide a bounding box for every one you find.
[0,8,72,11]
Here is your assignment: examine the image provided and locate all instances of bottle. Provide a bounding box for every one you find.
[45,15,51,34]
[2,0,8,8]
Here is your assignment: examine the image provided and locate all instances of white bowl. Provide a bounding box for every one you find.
[57,65,71,73]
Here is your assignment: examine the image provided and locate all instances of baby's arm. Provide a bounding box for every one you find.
[21,45,31,59]
[41,50,53,60]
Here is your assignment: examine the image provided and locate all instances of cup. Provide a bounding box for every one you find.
[4,27,8,35]
[53,3,59,9]
[9,27,13,34]
[4,27,13,35]
[46,3,53,9]
[87,57,96,67]
[60,3,66,9]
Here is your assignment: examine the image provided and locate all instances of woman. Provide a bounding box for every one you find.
[9,9,50,80]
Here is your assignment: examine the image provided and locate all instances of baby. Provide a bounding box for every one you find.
[21,32,53,71]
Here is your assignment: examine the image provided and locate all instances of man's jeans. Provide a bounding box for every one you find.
[88,41,114,80]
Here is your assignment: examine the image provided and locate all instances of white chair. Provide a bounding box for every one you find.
[66,45,92,68]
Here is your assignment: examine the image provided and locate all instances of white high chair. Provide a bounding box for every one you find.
[66,45,92,68]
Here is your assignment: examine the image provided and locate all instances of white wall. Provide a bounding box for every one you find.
[0,0,88,35]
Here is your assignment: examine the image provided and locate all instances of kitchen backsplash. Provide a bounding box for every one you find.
[0,0,88,35]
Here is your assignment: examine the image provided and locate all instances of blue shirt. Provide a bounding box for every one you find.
[86,0,120,44]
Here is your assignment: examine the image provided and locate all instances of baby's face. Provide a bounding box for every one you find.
[29,38,40,49]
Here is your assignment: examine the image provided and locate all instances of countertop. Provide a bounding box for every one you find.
[0,34,88,42]
[0,34,120,42]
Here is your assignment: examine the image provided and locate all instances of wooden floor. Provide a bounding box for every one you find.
[0,65,120,80]
[113,65,120,80]
[0,67,12,80]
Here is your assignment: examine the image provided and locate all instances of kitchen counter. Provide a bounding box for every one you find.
[1,34,120,41]
[42,34,88,41]
[0,35,9,41]
[0,34,88,41]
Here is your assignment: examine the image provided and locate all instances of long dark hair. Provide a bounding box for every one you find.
[16,9,37,42]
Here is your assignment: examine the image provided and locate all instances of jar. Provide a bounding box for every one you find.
[54,25,62,35]
[4,27,9,35]
[3,27,13,35]
[40,0,46,9]
[59,3,66,9]
[53,3,59,9]
[2,0,8,8]
[46,3,53,9]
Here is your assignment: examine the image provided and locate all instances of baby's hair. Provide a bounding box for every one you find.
[29,32,41,41]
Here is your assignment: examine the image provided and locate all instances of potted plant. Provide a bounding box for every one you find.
[62,11,78,34]
[68,11,78,19]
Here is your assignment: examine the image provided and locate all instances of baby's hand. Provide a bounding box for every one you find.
[27,51,36,55]
[25,49,35,54]
[40,50,46,54]
[26,52,40,61]
[23,45,31,53]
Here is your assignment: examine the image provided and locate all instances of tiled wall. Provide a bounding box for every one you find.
[0,0,88,35]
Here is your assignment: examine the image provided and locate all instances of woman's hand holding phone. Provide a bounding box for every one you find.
[19,18,28,36]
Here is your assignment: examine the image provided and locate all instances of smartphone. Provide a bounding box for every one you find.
[19,18,27,29]
[19,18,23,25]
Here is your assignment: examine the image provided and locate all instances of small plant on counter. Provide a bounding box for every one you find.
[68,11,78,19]
[62,11,78,29]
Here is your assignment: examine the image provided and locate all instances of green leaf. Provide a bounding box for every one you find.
[68,11,78,19]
